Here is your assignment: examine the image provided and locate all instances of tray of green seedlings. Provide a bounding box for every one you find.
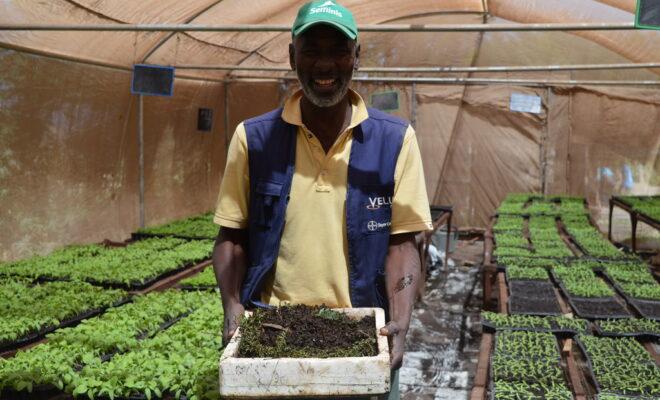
[617,195,660,222]
[71,298,223,400]
[178,267,217,291]
[599,262,660,320]
[506,265,561,316]
[0,279,127,352]
[1,238,214,291]
[528,216,575,258]
[593,318,660,340]
[562,215,639,261]
[489,330,572,400]
[494,256,562,273]
[481,312,590,337]
[493,215,526,233]
[0,290,216,399]
[576,335,660,398]
[133,211,219,241]
[0,243,107,280]
[555,196,589,216]
[551,265,631,319]
[494,231,530,249]
[524,198,559,217]
[495,193,534,216]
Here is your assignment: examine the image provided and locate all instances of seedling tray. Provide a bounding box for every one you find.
[131,232,214,241]
[564,296,632,320]
[592,321,660,341]
[600,274,660,320]
[507,279,562,316]
[0,297,131,353]
[219,307,390,398]
[628,298,660,320]
[487,333,567,400]
[85,259,209,291]
[550,272,631,319]
[178,284,217,291]
[574,336,659,399]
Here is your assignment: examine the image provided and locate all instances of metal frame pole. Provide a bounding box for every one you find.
[0,22,637,32]
[175,62,660,73]
[225,75,660,86]
[138,94,145,228]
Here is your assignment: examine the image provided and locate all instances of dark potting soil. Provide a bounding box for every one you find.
[570,297,631,319]
[631,299,660,320]
[509,295,561,315]
[508,280,561,315]
[509,279,556,298]
[238,305,378,358]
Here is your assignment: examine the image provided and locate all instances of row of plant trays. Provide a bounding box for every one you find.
[479,313,660,400]
[573,335,660,399]
[506,278,562,316]
[131,232,214,241]
[548,270,632,320]
[0,297,131,354]
[599,271,660,320]
[30,258,206,292]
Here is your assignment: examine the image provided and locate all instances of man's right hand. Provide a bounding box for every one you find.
[222,301,245,346]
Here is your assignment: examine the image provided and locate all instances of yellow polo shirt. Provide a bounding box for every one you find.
[214,89,432,308]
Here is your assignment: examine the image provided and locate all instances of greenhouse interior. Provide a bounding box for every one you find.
[0,0,659,399]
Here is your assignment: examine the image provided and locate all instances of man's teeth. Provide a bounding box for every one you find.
[315,79,335,85]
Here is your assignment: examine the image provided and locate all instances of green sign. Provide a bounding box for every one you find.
[635,0,660,30]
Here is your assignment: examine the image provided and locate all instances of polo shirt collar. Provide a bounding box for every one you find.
[281,89,369,131]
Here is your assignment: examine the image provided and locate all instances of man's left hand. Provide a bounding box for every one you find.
[379,320,406,370]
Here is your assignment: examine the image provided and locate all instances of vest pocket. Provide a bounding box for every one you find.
[254,180,284,228]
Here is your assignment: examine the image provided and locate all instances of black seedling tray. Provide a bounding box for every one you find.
[565,296,632,320]
[0,297,131,353]
[508,279,562,316]
[628,298,660,320]
[550,272,632,319]
[574,336,659,399]
[592,321,660,341]
[131,232,214,241]
[84,258,210,291]
[178,284,216,291]
[600,274,660,320]
[0,384,62,400]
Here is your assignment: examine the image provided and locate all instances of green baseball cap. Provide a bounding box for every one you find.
[292,0,358,40]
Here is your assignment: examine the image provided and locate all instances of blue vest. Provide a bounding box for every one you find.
[240,107,407,311]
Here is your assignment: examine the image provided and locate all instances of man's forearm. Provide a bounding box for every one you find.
[212,227,247,307]
[385,232,420,329]
[381,232,421,369]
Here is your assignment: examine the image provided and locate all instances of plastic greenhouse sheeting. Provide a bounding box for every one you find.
[0,0,658,259]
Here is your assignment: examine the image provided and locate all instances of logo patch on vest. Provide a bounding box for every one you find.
[366,196,393,210]
[367,220,392,232]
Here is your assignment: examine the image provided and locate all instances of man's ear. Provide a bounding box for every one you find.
[289,43,296,71]
[354,43,361,70]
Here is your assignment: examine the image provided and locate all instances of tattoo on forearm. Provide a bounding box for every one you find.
[394,274,414,293]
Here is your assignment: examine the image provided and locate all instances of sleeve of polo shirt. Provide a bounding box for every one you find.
[390,125,433,235]
[214,123,250,229]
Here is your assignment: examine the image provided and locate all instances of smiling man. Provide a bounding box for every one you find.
[212,1,432,398]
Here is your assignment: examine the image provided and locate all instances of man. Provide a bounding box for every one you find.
[212,1,432,397]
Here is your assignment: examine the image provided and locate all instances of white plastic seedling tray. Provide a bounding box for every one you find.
[219,307,390,399]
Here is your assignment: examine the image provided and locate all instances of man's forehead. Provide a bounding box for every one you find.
[295,24,356,46]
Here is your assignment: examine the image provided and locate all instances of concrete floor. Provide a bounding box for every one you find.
[400,240,484,400]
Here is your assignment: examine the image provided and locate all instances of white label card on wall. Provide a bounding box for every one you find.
[509,93,542,114]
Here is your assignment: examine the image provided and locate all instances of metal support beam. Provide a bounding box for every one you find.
[175,62,660,73]
[226,75,660,86]
[137,94,145,229]
[0,22,637,32]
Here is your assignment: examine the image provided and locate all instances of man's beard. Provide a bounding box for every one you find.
[298,70,353,108]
